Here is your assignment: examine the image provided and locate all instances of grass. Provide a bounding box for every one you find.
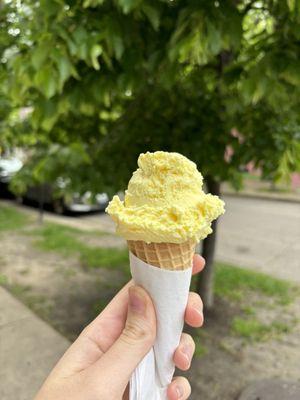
[215,262,294,305]
[215,263,298,342]
[33,222,129,271]
[241,306,256,316]
[80,246,129,270]
[8,282,53,319]
[92,298,109,315]
[0,274,7,285]
[0,205,29,231]
[9,283,32,297]
[232,317,294,341]
[33,224,83,255]
[243,172,260,181]
[194,334,207,357]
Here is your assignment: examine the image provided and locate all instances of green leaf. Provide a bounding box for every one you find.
[57,55,72,86]
[207,22,222,55]
[280,63,300,86]
[39,99,59,131]
[34,66,57,99]
[105,18,124,60]
[287,0,296,12]
[112,35,124,60]
[71,66,80,80]
[51,48,73,88]
[39,0,61,17]
[83,0,105,7]
[72,27,89,59]
[57,28,78,55]
[90,44,102,70]
[118,0,139,14]
[252,77,269,104]
[142,4,160,30]
[73,27,88,44]
[241,78,256,104]
[31,45,49,69]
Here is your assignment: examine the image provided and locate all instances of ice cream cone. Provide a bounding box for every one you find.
[127,240,196,271]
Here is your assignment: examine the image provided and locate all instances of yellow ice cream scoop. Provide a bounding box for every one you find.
[106,151,225,244]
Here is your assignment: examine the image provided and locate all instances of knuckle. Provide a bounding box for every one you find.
[122,320,154,346]
[79,324,91,339]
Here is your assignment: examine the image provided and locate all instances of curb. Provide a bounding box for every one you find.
[223,190,300,204]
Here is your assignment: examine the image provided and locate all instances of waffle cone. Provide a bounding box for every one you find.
[127,240,196,270]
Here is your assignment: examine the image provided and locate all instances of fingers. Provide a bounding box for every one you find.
[81,280,134,353]
[192,254,205,275]
[167,376,191,400]
[173,333,195,371]
[184,292,204,328]
[90,286,156,393]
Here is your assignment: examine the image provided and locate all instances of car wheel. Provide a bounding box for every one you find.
[53,199,65,215]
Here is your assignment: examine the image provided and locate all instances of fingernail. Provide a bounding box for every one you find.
[181,345,192,365]
[129,287,146,315]
[193,307,203,319]
[175,385,184,399]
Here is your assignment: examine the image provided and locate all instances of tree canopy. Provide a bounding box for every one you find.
[1,0,300,193]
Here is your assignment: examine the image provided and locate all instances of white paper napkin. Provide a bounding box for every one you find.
[129,252,193,400]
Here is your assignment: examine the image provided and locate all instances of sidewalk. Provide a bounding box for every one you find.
[222,182,300,204]
[0,286,70,400]
[223,188,300,204]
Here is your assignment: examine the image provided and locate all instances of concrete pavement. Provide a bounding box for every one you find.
[0,287,70,400]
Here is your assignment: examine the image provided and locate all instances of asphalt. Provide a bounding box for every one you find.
[216,196,300,284]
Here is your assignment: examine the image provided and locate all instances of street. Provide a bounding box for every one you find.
[216,196,300,283]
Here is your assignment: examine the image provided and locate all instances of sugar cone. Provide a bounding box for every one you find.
[127,240,196,271]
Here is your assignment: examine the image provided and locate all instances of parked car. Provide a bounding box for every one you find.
[0,155,109,214]
[0,156,23,184]
[24,182,109,214]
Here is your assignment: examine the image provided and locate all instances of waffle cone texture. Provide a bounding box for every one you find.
[127,240,196,270]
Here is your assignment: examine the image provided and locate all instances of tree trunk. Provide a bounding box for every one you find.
[196,177,221,310]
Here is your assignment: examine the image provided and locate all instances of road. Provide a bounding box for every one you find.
[2,196,300,283]
[216,196,300,283]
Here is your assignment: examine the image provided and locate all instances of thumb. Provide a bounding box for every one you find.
[92,286,156,392]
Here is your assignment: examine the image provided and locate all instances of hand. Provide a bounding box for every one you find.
[35,255,205,400]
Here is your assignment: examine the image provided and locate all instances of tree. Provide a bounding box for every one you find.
[1,0,300,308]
